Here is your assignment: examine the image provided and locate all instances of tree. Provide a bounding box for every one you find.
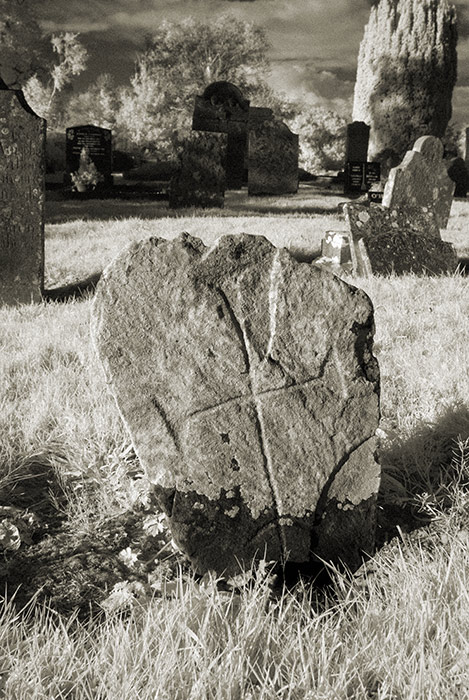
[24,32,88,128]
[287,103,347,173]
[0,0,45,88]
[114,15,272,158]
[353,0,458,165]
[64,74,121,131]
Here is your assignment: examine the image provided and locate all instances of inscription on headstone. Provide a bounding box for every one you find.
[65,125,112,187]
[345,162,381,194]
[0,87,45,305]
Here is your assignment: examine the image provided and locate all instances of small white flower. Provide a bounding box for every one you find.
[142,513,167,536]
[118,547,139,568]
[0,520,21,551]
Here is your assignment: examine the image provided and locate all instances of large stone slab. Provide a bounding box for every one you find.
[382,136,455,229]
[168,132,226,209]
[343,202,458,276]
[91,234,380,576]
[0,88,45,305]
[248,119,299,195]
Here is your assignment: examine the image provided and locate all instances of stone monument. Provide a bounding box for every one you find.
[192,81,249,189]
[248,118,299,195]
[168,132,227,209]
[382,136,455,229]
[342,202,458,276]
[65,124,112,188]
[0,85,45,305]
[92,233,381,576]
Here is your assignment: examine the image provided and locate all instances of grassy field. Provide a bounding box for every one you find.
[1,191,469,698]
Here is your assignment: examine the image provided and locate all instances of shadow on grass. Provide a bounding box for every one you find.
[45,186,346,224]
[376,402,469,548]
[43,272,102,302]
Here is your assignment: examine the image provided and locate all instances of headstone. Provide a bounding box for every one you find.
[91,233,381,576]
[345,121,370,162]
[382,136,455,229]
[248,118,299,195]
[192,81,250,134]
[168,132,227,209]
[192,81,250,189]
[345,161,381,194]
[446,157,469,198]
[65,124,112,188]
[0,87,45,305]
[343,202,458,276]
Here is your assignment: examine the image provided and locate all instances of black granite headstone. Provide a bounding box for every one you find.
[66,124,112,187]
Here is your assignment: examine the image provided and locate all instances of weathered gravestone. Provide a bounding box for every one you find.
[248,118,299,195]
[168,132,227,209]
[447,157,469,198]
[343,202,458,276]
[193,81,249,189]
[92,233,380,576]
[0,86,45,305]
[65,124,112,188]
[382,136,455,229]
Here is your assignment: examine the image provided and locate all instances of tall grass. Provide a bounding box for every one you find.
[1,200,469,697]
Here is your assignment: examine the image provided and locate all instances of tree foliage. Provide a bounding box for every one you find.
[64,74,120,131]
[24,32,88,128]
[287,104,346,173]
[115,15,271,157]
[353,0,458,164]
[0,0,45,87]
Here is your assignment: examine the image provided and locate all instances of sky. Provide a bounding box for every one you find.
[33,0,469,124]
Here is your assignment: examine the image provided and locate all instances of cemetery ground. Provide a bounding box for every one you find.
[1,187,469,697]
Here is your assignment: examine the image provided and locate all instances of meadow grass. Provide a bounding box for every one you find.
[1,196,469,697]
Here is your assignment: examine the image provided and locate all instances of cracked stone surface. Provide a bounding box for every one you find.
[382,136,455,229]
[343,203,458,276]
[91,233,380,575]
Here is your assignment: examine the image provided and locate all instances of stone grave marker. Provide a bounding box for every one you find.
[382,136,455,229]
[248,118,299,195]
[345,161,381,194]
[168,132,227,209]
[0,86,45,305]
[343,202,458,276]
[345,121,370,163]
[66,124,112,188]
[447,157,469,198]
[192,81,249,189]
[92,233,381,576]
